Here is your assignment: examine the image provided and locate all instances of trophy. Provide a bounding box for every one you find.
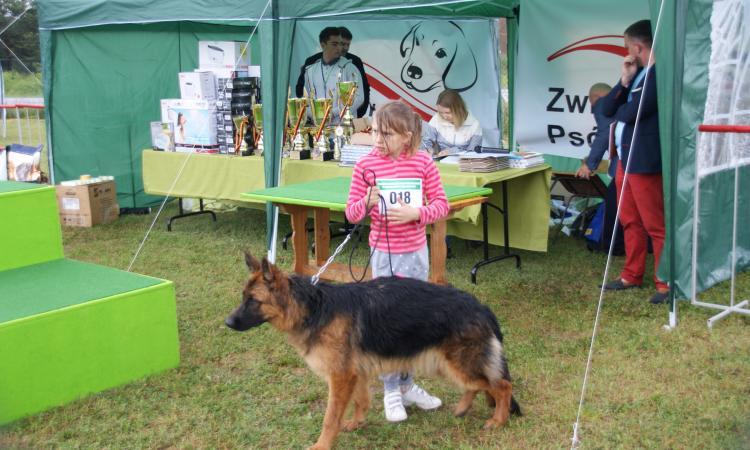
[337,81,357,131]
[311,97,334,161]
[287,98,310,160]
[335,81,358,161]
[233,115,250,155]
[252,103,264,155]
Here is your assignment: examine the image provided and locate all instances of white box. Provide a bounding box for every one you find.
[160,99,218,146]
[247,65,261,77]
[179,71,216,101]
[199,41,249,71]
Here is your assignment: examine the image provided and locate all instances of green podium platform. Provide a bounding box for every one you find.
[0,181,180,425]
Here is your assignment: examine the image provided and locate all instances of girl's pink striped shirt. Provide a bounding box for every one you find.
[345,148,449,254]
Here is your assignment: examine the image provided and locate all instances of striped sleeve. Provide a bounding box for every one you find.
[418,156,449,225]
[345,160,369,223]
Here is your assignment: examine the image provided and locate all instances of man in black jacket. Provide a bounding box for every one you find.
[295,27,370,118]
[599,19,669,304]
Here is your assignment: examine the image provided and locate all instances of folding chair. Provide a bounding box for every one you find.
[551,159,609,234]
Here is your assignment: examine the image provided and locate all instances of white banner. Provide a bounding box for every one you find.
[291,19,501,145]
[514,0,649,158]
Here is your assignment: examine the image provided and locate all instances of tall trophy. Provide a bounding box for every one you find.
[233,115,250,155]
[252,103,264,155]
[311,97,334,161]
[335,80,357,161]
[287,98,310,160]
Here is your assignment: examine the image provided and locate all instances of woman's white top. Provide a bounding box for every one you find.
[421,112,482,156]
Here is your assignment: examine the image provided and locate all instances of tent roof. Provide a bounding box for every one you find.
[37,0,517,30]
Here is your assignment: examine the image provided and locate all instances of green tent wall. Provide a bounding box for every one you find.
[36,0,749,300]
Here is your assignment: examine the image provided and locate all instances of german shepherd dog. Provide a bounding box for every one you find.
[225,253,521,450]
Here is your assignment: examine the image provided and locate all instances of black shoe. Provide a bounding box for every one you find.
[600,279,639,290]
[649,291,670,304]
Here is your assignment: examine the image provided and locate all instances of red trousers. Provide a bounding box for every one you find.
[615,163,668,291]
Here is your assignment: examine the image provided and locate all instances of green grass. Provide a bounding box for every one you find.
[2,71,43,97]
[0,205,748,449]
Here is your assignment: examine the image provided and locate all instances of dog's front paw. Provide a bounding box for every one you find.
[307,444,329,450]
[483,417,508,429]
[342,419,365,432]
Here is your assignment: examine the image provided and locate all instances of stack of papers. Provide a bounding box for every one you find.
[339,144,372,167]
[508,151,545,169]
[457,153,510,173]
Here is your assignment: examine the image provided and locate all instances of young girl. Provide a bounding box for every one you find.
[421,89,482,157]
[345,101,450,422]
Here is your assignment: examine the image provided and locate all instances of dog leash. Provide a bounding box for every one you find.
[311,232,356,285]
[311,168,394,285]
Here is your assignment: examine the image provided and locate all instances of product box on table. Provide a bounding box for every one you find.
[161,99,218,146]
[55,179,119,227]
[178,71,217,101]
[199,41,250,77]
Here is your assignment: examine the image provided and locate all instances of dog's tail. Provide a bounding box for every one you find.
[510,395,522,416]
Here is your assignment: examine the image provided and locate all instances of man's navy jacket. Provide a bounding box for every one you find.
[600,66,662,174]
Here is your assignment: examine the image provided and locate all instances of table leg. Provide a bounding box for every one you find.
[314,208,331,266]
[166,198,217,231]
[430,220,448,285]
[470,181,521,284]
[288,207,310,275]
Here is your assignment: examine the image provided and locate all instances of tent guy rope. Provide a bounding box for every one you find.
[570,1,665,447]
[126,0,271,272]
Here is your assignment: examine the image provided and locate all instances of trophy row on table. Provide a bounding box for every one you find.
[237,80,358,161]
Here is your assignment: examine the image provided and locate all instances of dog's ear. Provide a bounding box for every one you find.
[442,22,478,92]
[260,257,276,283]
[400,23,420,57]
[244,251,261,272]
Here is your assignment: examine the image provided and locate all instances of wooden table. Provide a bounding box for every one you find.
[242,177,491,284]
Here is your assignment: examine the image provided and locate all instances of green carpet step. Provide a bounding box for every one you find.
[0,259,180,425]
[0,181,64,271]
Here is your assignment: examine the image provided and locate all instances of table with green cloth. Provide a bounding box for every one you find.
[242,177,491,284]
[142,150,551,251]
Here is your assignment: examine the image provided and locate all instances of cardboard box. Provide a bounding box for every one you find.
[179,71,216,101]
[199,41,249,72]
[160,99,218,145]
[56,180,119,227]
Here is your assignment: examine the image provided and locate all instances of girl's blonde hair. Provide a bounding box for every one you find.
[436,89,468,128]
[374,101,422,157]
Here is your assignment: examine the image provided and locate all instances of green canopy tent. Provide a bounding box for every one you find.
[36,0,748,306]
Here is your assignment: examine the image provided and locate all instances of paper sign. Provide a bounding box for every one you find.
[376,178,422,213]
[62,197,81,211]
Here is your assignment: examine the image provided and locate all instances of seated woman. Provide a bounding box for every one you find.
[421,89,482,157]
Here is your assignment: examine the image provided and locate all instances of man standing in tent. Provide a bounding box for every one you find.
[576,83,624,256]
[297,27,365,122]
[599,19,669,305]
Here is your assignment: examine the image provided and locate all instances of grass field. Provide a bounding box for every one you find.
[2,71,43,97]
[0,204,748,449]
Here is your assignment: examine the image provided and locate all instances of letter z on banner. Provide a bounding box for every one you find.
[514,0,648,158]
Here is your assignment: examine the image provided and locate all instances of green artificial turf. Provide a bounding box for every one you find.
[0,258,164,323]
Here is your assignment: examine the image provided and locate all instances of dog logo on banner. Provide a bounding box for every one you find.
[399,21,478,93]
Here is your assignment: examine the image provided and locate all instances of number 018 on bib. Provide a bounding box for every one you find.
[376,178,423,213]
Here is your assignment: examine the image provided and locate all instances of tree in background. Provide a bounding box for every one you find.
[0,0,39,73]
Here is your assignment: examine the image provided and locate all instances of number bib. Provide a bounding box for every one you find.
[376,178,423,213]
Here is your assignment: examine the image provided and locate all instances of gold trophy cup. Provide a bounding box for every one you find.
[252,103,264,155]
[335,81,357,160]
[311,98,334,161]
[232,115,249,155]
[287,98,310,159]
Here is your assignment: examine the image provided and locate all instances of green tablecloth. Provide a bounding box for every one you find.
[242,177,493,211]
[142,150,551,251]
